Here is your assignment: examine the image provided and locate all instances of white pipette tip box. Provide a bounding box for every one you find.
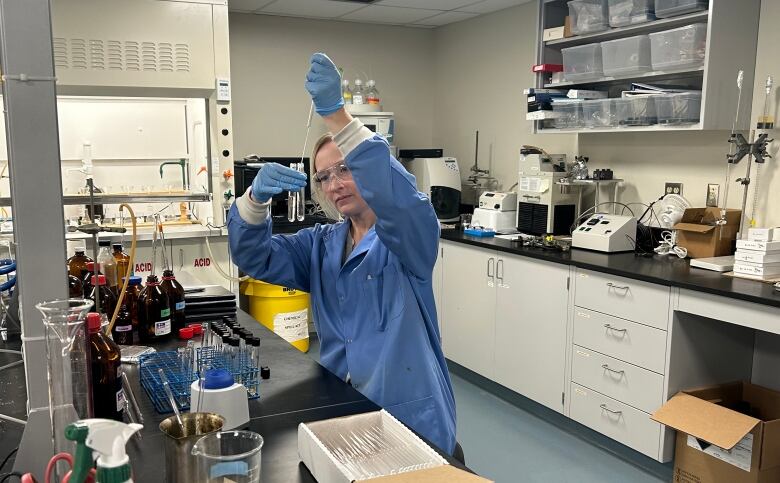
[748,227,778,242]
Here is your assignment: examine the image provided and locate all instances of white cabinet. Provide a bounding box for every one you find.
[440,242,497,379]
[440,241,570,411]
[494,254,569,412]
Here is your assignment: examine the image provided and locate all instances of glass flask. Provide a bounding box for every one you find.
[36,299,94,481]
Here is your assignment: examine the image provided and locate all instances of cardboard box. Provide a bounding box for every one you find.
[297,410,490,483]
[673,208,741,258]
[652,382,780,483]
[564,16,573,37]
[543,26,566,41]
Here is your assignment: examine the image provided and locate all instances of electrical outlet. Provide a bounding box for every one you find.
[665,182,683,196]
[706,184,720,207]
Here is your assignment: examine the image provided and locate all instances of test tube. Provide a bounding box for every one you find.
[288,187,297,222]
[296,163,306,221]
[251,336,261,370]
[229,336,240,376]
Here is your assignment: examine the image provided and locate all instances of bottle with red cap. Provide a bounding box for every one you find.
[86,312,124,421]
[88,274,117,318]
[138,274,172,343]
[111,305,134,345]
[81,261,102,296]
[160,269,186,333]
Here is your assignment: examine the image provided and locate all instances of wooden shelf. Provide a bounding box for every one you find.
[544,66,704,88]
[545,11,709,48]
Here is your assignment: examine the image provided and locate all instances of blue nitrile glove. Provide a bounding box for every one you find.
[305,53,344,116]
[251,162,307,203]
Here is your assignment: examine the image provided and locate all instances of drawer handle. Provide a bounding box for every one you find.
[600,404,623,416]
[606,282,630,291]
[602,364,625,377]
[604,324,628,334]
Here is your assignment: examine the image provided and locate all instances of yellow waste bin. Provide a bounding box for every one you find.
[240,279,310,352]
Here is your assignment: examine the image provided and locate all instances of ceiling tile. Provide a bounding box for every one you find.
[456,0,530,14]
[339,5,441,24]
[413,10,479,25]
[259,0,366,18]
[375,0,477,10]
[227,0,274,12]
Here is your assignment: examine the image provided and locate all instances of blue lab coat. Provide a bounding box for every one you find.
[227,134,457,454]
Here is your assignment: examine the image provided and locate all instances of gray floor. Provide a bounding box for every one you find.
[308,337,665,483]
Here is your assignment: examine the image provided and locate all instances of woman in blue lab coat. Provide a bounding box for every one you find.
[228,53,457,455]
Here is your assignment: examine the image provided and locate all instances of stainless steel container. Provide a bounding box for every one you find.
[160,412,225,483]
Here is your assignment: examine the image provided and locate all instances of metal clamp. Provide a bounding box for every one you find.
[602,364,625,376]
[600,404,622,416]
[604,324,628,334]
[606,282,630,291]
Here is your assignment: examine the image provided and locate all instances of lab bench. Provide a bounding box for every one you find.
[0,309,469,482]
[436,229,780,463]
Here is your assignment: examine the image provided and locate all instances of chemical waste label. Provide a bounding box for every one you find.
[687,433,753,472]
[274,309,308,344]
[116,388,125,413]
[155,319,171,336]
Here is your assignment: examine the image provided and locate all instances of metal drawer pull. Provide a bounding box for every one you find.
[607,282,630,291]
[600,404,623,415]
[602,364,625,376]
[604,324,628,334]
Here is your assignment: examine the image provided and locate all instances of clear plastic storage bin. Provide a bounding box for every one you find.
[654,0,708,18]
[582,99,617,128]
[615,96,658,126]
[568,0,609,35]
[607,0,655,27]
[553,102,584,129]
[601,35,652,76]
[649,23,707,70]
[562,43,604,82]
[655,91,702,124]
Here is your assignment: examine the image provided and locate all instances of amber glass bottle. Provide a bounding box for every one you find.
[112,243,131,283]
[88,274,116,318]
[122,276,143,339]
[68,274,83,298]
[86,312,124,421]
[111,305,134,346]
[160,269,186,332]
[67,248,93,278]
[138,274,172,343]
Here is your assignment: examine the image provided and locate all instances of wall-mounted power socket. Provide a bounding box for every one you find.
[665,182,683,196]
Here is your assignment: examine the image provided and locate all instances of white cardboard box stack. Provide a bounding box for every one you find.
[733,228,780,280]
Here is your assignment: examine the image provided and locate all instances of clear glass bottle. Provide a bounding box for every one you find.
[352,79,365,105]
[111,305,134,346]
[67,248,93,278]
[96,240,118,290]
[342,79,353,105]
[137,274,172,343]
[88,274,117,318]
[112,243,131,282]
[160,269,186,333]
[366,80,380,105]
[86,312,124,421]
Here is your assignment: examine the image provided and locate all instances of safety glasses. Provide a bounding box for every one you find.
[313,163,351,186]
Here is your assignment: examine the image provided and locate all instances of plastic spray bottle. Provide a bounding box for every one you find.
[66,419,143,483]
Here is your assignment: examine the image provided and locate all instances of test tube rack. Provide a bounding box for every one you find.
[139,347,260,414]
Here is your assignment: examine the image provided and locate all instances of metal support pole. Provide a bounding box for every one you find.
[0,0,68,478]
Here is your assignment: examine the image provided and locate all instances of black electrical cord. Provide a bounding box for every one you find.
[0,472,21,483]
[0,448,17,474]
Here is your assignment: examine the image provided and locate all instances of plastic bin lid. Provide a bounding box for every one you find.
[203,369,234,389]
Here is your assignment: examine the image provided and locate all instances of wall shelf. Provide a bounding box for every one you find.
[544,67,704,88]
[0,192,212,207]
[541,123,702,134]
[545,11,709,48]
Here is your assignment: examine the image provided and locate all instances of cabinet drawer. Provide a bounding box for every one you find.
[573,308,667,374]
[574,270,670,330]
[570,383,661,459]
[572,346,664,413]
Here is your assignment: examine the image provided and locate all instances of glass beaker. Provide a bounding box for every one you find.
[36,299,94,480]
[192,430,264,483]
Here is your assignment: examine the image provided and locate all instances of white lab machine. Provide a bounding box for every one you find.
[403,157,461,223]
[472,192,518,231]
[352,112,395,147]
[572,214,638,253]
[517,152,580,235]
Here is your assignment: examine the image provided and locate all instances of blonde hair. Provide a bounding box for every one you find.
[310,133,342,221]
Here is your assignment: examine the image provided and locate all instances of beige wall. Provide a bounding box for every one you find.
[431,2,577,190]
[229,13,436,159]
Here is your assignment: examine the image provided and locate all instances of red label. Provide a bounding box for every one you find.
[135,262,153,273]
[193,257,211,268]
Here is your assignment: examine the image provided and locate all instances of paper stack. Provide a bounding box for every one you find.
[733,228,780,280]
